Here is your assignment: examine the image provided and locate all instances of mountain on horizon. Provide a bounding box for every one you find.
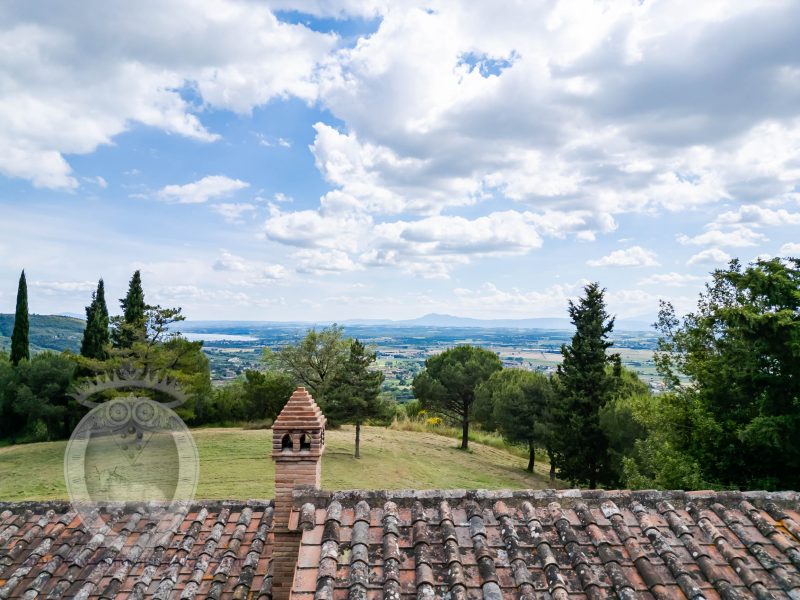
[180,312,654,332]
[341,312,654,331]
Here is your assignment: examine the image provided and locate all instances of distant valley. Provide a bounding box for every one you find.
[0,313,661,397]
[177,318,661,397]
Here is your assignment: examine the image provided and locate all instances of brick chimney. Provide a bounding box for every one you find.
[271,386,326,600]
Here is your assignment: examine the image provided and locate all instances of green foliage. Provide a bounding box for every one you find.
[111,270,147,349]
[553,282,619,488]
[412,345,502,450]
[1,272,217,442]
[598,366,650,484]
[476,369,554,472]
[0,351,79,442]
[649,257,800,489]
[326,339,390,457]
[241,369,296,421]
[80,279,110,360]
[10,270,29,365]
[0,352,17,438]
[79,286,211,424]
[264,325,349,404]
[205,379,248,423]
[616,391,708,489]
[402,399,424,419]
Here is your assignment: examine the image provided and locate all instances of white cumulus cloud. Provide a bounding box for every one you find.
[587,246,659,268]
[639,272,704,287]
[687,248,732,266]
[0,0,335,189]
[211,203,258,223]
[715,205,800,227]
[158,176,249,204]
[676,227,767,248]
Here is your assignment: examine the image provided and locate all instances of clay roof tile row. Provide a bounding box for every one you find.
[2,489,800,599]
[0,501,275,600]
[290,489,800,600]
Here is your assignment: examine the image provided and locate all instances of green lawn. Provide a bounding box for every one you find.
[0,426,556,502]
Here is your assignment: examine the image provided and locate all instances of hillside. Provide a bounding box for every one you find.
[0,313,84,354]
[0,425,556,501]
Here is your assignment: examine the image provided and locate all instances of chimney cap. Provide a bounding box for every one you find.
[273,386,326,431]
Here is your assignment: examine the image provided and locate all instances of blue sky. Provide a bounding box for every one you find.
[1,0,799,322]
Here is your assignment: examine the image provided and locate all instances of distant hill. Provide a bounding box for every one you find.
[343,313,655,331]
[181,313,655,332]
[0,313,84,354]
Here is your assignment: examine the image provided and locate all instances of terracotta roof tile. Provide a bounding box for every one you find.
[291,490,800,600]
[0,501,274,600]
[2,490,800,599]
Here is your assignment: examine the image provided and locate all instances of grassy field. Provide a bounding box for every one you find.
[0,426,556,502]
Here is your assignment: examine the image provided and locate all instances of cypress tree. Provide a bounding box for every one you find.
[112,270,148,349]
[554,282,618,488]
[80,278,110,360]
[10,270,30,365]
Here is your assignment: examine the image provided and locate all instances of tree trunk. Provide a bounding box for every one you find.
[354,422,361,459]
[461,416,469,450]
[527,442,535,473]
[547,447,556,483]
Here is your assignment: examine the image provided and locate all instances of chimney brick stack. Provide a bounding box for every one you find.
[271,386,326,599]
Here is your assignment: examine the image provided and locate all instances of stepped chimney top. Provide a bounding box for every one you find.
[272,386,326,457]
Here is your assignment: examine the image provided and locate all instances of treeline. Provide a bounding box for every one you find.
[411,257,800,491]
[0,270,390,457]
[1,271,209,441]
[2,257,798,492]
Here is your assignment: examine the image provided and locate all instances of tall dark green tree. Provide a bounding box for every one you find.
[80,279,110,360]
[10,270,29,366]
[554,282,619,488]
[327,339,388,458]
[112,270,148,349]
[413,345,502,450]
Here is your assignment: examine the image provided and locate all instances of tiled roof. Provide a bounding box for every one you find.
[2,490,799,600]
[0,500,275,600]
[289,489,800,600]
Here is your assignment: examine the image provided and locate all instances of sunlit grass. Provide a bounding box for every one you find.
[0,425,557,501]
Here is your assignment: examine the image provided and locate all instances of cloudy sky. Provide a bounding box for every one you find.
[1,0,799,322]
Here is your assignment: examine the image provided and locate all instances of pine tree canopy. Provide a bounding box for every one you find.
[326,339,387,458]
[412,344,502,450]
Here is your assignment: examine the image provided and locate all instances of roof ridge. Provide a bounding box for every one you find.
[290,487,800,509]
